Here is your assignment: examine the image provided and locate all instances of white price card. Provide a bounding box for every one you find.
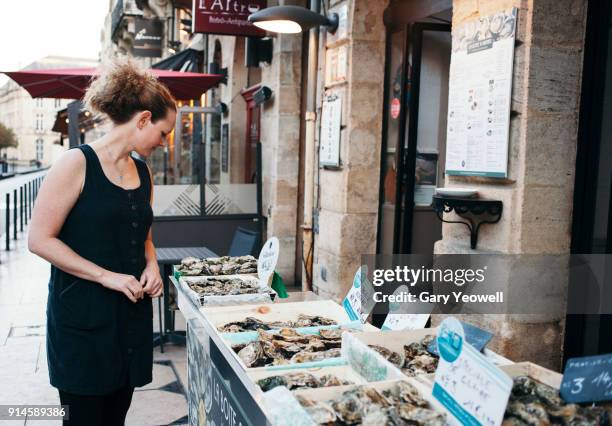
[381,285,430,330]
[257,237,279,287]
[342,266,375,323]
[433,317,512,426]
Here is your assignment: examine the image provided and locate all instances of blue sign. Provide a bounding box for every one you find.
[560,353,612,403]
[428,321,493,355]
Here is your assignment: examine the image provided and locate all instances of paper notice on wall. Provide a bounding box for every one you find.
[445,8,518,178]
[432,317,512,426]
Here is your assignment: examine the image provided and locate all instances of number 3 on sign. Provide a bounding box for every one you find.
[571,378,584,394]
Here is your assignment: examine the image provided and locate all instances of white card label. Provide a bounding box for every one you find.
[433,317,512,426]
[258,237,279,287]
[342,266,375,323]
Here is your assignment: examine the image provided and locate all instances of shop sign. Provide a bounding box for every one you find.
[319,94,342,167]
[258,237,279,287]
[433,318,512,426]
[560,353,612,403]
[133,18,163,58]
[192,0,267,37]
[445,8,518,178]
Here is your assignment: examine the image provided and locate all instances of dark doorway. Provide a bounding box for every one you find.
[377,11,452,256]
[565,0,612,361]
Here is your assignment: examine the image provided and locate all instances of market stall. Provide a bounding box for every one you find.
[171,240,612,426]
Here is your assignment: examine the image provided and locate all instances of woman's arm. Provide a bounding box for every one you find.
[141,165,162,297]
[28,149,144,302]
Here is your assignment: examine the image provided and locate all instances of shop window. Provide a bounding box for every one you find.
[35,114,43,132]
[146,106,258,217]
[36,99,43,108]
[54,99,61,108]
[36,138,44,161]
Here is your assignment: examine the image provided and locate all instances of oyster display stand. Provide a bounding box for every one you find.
[172,275,325,426]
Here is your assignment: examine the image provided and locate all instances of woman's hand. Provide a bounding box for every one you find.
[140,262,163,298]
[99,270,144,303]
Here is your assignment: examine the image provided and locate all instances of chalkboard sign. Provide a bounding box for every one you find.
[560,353,612,403]
[428,321,493,355]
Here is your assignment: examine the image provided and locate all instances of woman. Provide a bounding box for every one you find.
[28,60,177,425]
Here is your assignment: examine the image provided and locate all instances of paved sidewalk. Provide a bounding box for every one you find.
[0,227,189,426]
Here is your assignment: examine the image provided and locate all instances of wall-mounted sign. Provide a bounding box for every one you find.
[192,0,267,37]
[325,45,348,85]
[445,8,518,178]
[319,95,342,167]
[133,18,163,58]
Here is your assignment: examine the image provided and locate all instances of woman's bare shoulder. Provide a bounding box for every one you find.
[45,148,86,188]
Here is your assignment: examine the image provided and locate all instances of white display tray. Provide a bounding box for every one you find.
[178,274,275,307]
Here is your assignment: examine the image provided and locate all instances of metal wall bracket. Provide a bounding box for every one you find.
[432,195,503,249]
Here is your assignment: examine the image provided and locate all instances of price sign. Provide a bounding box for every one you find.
[257,237,279,287]
[342,266,374,323]
[428,321,494,355]
[433,317,512,426]
[560,353,612,403]
[381,285,430,330]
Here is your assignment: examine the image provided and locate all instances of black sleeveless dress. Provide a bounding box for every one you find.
[46,144,154,395]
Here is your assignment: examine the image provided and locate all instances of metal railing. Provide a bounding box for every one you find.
[1,174,44,254]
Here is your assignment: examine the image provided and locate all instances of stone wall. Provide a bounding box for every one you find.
[434,0,588,370]
[260,0,305,284]
[312,0,387,300]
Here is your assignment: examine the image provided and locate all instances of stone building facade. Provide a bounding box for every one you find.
[103,0,605,367]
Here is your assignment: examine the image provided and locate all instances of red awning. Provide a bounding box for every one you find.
[1,67,224,100]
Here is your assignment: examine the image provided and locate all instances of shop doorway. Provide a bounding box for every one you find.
[377,11,451,256]
[565,0,612,360]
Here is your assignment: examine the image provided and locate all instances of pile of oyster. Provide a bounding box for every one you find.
[219,315,337,333]
[256,372,351,392]
[368,335,439,377]
[297,381,445,425]
[177,255,258,276]
[186,276,270,297]
[232,328,344,367]
[503,376,610,425]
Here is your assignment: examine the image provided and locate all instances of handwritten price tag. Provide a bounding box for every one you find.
[433,318,512,426]
[342,267,373,323]
[257,237,279,287]
[381,285,430,330]
[560,353,612,403]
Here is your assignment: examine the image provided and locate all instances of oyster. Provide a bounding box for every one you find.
[237,341,268,368]
[368,345,404,368]
[232,328,344,367]
[504,376,612,426]
[298,383,444,426]
[257,375,288,392]
[177,255,258,276]
[186,276,270,298]
[217,314,338,333]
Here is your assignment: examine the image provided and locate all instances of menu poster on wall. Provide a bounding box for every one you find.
[445,8,518,178]
[319,95,342,168]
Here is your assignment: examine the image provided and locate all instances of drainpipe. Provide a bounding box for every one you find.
[302,0,321,291]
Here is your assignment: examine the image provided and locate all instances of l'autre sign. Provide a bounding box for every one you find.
[193,0,267,37]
